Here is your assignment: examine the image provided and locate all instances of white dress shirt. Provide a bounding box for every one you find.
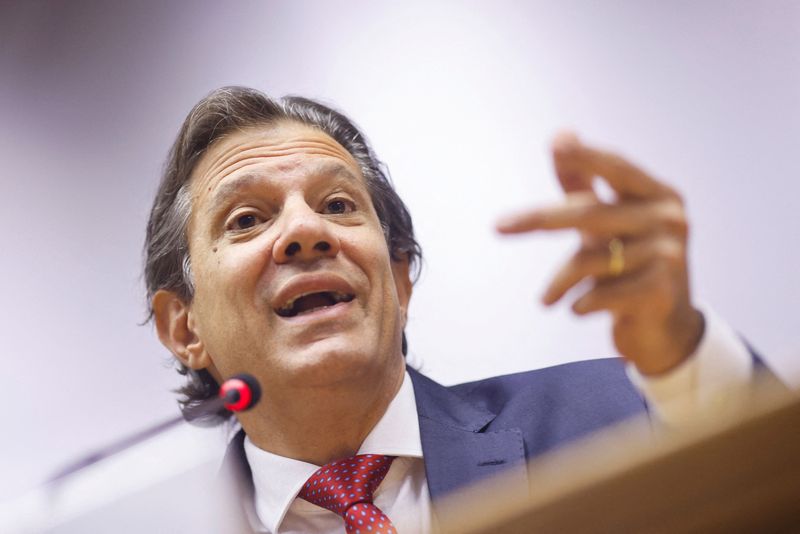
[626,305,753,426]
[245,372,431,533]
[244,308,753,533]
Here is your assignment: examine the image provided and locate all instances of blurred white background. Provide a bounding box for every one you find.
[0,0,798,503]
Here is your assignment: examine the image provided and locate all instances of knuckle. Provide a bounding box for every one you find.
[605,150,626,166]
[606,153,630,176]
[670,188,686,205]
[660,184,684,204]
[575,204,593,220]
[657,200,689,237]
[567,194,597,215]
[654,239,684,265]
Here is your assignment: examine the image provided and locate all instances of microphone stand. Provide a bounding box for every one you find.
[46,374,260,484]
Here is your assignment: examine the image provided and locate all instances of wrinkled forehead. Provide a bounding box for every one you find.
[189,121,364,198]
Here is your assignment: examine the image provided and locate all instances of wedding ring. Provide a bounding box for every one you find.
[608,238,625,276]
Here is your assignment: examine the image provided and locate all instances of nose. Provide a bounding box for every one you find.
[272,201,340,264]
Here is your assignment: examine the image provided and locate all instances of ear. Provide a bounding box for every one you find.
[152,289,212,371]
[391,257,413,326]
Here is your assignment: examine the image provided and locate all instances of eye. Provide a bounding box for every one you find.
[228,213,263,231]
[237,214,257,228]
[324,198,355,215]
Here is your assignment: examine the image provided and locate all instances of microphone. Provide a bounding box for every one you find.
[183,373,262,421]
[220,373,262,411]
[47,373,262,483]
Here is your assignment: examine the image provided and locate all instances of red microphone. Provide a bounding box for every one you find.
[219,373,261,412]
[183,373,262,421]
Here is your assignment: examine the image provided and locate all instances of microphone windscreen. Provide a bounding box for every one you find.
[219,373,261,412]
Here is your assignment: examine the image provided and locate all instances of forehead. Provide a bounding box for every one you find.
[189,121,365,200]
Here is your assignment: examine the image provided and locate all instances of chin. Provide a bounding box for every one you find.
[281,337,389,388]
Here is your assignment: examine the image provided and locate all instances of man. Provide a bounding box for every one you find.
[145,86,753,533]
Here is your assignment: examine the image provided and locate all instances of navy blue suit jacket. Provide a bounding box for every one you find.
[221,357,647,531]
[409,358,646,500]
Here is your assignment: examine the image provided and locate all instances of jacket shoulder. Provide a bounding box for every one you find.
[448,358,647,457]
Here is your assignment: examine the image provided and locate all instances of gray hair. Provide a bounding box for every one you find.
[144,86,421,423]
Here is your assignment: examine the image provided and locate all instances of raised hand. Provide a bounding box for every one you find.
[497,133,705,375]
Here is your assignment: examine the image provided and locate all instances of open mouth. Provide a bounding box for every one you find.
[275,291,355,318]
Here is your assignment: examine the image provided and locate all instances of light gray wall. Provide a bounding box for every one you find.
[1,0,798,502]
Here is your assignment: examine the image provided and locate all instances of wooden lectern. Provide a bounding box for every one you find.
[435,382,800,533]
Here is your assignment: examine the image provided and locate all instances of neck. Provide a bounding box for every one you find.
[238,358,405,465]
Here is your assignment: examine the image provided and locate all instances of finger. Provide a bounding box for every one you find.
[552,131,598,195]
[542,236,684,305]
[496,191,596,234]
[556,134,679,201]
[571,262,676,316]
[553,132,602,249]
[498,197,687,238]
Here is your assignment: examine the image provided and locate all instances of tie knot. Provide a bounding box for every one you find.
[298,454,396,517]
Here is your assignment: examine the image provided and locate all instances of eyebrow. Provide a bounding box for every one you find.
[206,161,362,213]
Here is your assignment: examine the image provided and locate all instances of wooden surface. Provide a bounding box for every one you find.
[435,381,800,533]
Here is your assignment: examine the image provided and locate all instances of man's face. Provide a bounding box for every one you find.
[180,121,411,395]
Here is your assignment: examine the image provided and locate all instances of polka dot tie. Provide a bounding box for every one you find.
[298,454,398,534]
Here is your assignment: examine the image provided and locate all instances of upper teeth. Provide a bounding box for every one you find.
[279,291,351,312]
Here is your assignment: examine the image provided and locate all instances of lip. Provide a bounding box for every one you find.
[277,298,356,325]
[271,272,357,317]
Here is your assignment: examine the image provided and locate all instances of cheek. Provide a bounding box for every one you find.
[366,252,402,313]
[193,239,274,311]
[190,248,274,364]
[343,232,393,275]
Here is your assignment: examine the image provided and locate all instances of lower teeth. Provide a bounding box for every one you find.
[297,304,336,316]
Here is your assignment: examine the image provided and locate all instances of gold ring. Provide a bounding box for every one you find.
[608,238,625,276]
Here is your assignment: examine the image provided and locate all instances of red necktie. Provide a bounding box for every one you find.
[298,454,398,533]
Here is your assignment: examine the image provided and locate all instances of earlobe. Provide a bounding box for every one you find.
[152,290,212,370]
[392,258,413,327]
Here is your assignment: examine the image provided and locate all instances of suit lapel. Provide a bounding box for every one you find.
[408,367,529,502]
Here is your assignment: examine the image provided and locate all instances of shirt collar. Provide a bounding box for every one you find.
[243,370,423,533]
